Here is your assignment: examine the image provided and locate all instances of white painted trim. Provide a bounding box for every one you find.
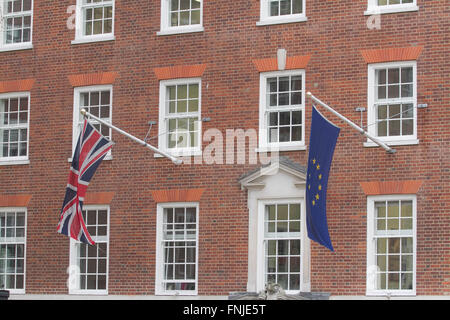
[239,160,307,190]
[0,159,30,166]
[73,0,115,43]
[364,139,419,148]
[0,43,33,52]
[158,0,203,36]
[365,0,418,15]
[73,85,113,159]
[71,35,115,45]
[258,0,307,26]
[158,78,202,157]
[256,199,308,294]
[155,202,199,296]
[0,0,34,50]
[157,26,204,36]
[256,16,307,26]
[68,205,110,295]
[366,194,417,296]
[0,92,31,163]
[367,61,418,145]
[258,69,306,151]
[255,144,306,153]
[0,207,27,295]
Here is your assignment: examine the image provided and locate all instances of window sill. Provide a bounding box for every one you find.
[257,16,308,26]
[71,35,116,45]
[0,43,33,53]
[364,139,419,148]
[157,26,204,36]
[0,159,30,166]
[155,291,198,296]
[5,289,25,295]
[256,144,307,153]
[366,290,416,297]
[69,290,108,296]
[153,149,202,158]
[364,5,419,15]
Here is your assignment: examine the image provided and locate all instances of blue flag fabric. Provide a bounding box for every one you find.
[305,106,340,252]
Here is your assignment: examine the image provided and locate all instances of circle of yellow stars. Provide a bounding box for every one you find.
[308,158,323,207]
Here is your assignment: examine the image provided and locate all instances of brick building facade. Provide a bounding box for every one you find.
[0,0,448,299]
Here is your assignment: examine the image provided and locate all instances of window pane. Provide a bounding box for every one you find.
[280,0,291,15]
[290,240,300,255]
[289,204,300,220]
[277,205,288,220]
[377,255,386,271]
[191,10,200,24]
[192,0,201,9]
[388,85,399,98]
[402,120,413,136]
[377,86,386,100]
[376,69,386,85]
[388,273,399,289]
[401,273,413,290]
[388,68,399,84]
[401,67,413,83]
[388,238,400,254]
[401,238,413,253]
[180,11,190,25]
[264,203,301,291]
[279,112,290,126]
[279,127,290,142]
[401,84,413,98]
[377,238,387,254]
[293,0,302,14]
[23,0,32,11]
[180,0,190,10]
[389,120,400,136]
[188,84,199,98]
[402,104,414,118]
[270,1,279,16]
[291,126,302,141]
[291,76,302,90]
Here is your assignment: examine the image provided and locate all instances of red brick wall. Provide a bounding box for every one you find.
[0,0,448,296]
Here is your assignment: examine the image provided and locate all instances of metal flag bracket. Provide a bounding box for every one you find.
[80,109,183,165]
[307,92,396,154]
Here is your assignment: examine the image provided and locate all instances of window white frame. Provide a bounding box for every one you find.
[0,0,34,52]
[0,91,30,165]
[366,61,418,147]
[257,0,307,26]
[155,202,199,296]
[72,0,115,44]
[72,85,113,160]
[258,69,306,152]
[0,207,27,294]
[256,199,307,294]
[157,78,202,157]
[365,0,418,15]
[158,0,204,36]
[68,205,110,295]
[366,194,417,296]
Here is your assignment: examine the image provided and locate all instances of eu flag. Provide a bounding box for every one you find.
[306,106,340,252]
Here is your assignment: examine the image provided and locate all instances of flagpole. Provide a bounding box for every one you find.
[80,109,183,165]
[307,92,396,154]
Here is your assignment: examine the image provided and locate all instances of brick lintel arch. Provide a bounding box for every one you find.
[360,180,423,196]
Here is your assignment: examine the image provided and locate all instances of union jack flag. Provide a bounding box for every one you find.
[57,119,114,245]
